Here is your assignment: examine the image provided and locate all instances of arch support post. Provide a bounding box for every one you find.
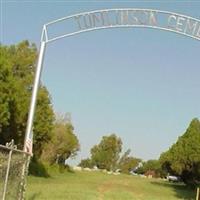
[23,40,46,153]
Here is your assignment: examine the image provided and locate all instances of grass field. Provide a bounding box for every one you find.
[26,171,196,200]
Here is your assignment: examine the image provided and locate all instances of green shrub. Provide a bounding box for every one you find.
[29,157,49,177]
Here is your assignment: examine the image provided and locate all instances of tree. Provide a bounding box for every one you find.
[41,117,80,165]
[0,41,54,156]
[0,41,36,145]
[33,86,55,157]
[136,159,166,177]
[118,149,141,174]
[90,134,122,171]
[78,158,93,168]
[0,46,12,131]
[160,118,200,185]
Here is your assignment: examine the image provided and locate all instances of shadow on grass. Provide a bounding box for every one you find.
[150,181,195,200]
[27,192,41,200]
[29,157,50,177]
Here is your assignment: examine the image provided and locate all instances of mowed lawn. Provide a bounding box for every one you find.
[26,171,195,200]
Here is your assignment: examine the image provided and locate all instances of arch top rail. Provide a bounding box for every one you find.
[44,8,200,26]
[41,8,200,43]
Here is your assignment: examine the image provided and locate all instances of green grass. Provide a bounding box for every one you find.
[26,171,195,200]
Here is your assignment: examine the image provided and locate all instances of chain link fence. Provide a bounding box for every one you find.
[0,140,30,200]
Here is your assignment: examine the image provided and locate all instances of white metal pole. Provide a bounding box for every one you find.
[196,188,200,200]
[23,41,46,153]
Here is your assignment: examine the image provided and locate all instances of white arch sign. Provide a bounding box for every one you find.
[24,9,200,153]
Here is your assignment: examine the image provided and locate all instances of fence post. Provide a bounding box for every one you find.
[2,140,14,200]
[196,187,200,200]
[18,154,31,200]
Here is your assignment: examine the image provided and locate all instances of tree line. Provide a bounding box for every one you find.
[0,41,80,175]
[0,41,199,186]
[79,134,141,174]
[79,119,200,186]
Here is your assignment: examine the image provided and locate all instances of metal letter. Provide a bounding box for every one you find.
[115,10,129,25]
[101,11,111,26]
[115,10,121,25]
[176,16,185,31]
[83,14,93,29]
[149,11,157,26]
[138,11,148,25]
[121,10,129,25]
[92,13,102,27]
[196,25,200,37]
[168,15,177,29]
[74,15,83,30]
[129,10,139,25]
[184,19,198,35]
[100,11,106,26]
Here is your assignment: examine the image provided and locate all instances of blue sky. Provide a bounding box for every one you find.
[1,1,200,164]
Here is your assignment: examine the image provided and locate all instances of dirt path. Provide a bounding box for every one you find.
[97,181,114,200]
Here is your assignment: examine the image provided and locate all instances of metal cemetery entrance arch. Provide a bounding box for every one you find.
[24,8,200,152]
